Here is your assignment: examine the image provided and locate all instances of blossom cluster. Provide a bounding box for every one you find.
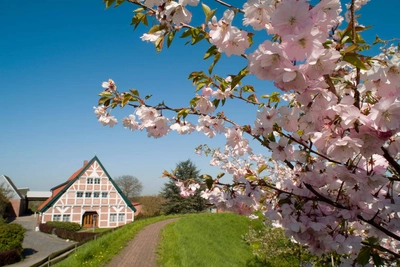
[97,0,400,265]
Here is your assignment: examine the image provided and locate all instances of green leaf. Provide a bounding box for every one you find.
[192,34,205,45]
[104,0,116,9]
[167,31,175,48]
[270,92,280,103]
[155,36,164,52]
[373,35,384,45]
[204,45,217,60]
[278,198,291,206]
[114,0,125,7]
[144,94,152,100]
[208,52,221,74]
[216,172,225,179]
[371,253,384,266]
[130,89,140,97]
[357,246,371,266]
[257,164,267,174]
[200,174,212,180]
[177,109,190,119]
[141,14,148,26]
[98,96,110,105]
[180,29,192,38]
[149,25,164,34]
[190,97,199,107]
[247,94,258,103]
[201,3,211,19]
[121,93,132,107]
[205,178,214,190]
[343,43,359,54]
[242,85,255,93]
[343,54,367,70]
[133,7,145,13]
[99,91,113,97]
[212,99,220,109]
[201,3,216,22]
[260,94,269,99]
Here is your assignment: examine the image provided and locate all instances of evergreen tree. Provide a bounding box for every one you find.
[160,159,205,214]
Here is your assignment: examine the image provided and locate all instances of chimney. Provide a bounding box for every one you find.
[83,160,88,166]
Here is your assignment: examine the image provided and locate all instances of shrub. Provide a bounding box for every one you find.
[39,223,55,234]
[46,221,81,232]
[55,229,96,242]
[0,249,22,266]
[0,224,25,253]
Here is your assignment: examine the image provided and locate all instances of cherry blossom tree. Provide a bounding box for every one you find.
[95,0,400,265]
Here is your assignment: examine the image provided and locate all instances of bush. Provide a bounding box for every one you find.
[39,223,55,234]
[0,249,22,266]
[55,229,96,242]
[46,221,81,232]
[0,224,25,253]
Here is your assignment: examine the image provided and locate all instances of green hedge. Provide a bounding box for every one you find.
[0,224,25,253]
[46,221,81,232]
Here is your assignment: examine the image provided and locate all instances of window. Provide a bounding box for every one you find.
[53,215,61,221]
[93,192,100,198]
[94,178,100,184]
[118,213,125,222]
[62,214,70,222]
[76,192,83,198]
[110,213,117,222]
[87,178,93,184]
[85,192,92,198]
[102,192,108,198]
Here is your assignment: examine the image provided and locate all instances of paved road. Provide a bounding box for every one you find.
[9,215,76,267]
[104,218,179,267]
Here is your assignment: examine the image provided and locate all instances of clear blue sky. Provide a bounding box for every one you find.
[0,0,398,195]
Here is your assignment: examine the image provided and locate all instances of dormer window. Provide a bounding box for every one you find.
[87,178,93,184]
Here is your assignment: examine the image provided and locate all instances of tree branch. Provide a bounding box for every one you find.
[358,215,400,242]
[214,0,244,13]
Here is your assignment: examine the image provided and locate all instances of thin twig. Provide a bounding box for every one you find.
[214,0,244,13]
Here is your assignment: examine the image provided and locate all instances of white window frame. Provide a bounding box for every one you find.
[110,213,117,222]
[76,192,83,198]
[94,178,100,184]
[62,214,70,222]
[53,215,61,221]
[87,178,93,184]
[85,192,92,198]
[118,213,125,222]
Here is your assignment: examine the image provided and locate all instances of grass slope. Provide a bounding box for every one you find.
[55,215,182,267]
[157,213,256,267]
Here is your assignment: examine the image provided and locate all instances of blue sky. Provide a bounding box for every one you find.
[1,0,398,195]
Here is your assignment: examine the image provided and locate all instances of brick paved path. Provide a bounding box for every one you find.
[105,218,179,267]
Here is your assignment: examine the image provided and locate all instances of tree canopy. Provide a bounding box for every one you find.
[114,175,143,199]
[160,159,205,214]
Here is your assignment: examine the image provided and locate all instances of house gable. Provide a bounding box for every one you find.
[0,175,23,200]
[39,156,136,213]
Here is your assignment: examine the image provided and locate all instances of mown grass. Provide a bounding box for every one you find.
[157,213,259,267]
[55,214,183,267]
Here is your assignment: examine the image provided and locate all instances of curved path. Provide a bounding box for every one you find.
[9,215,76,267]
[104,218,179,267]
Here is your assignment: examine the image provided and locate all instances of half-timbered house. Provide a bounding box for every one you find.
[38,156,136,228]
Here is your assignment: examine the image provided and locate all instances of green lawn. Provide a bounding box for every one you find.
[157,213,260,267]
[55,214,183,267]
